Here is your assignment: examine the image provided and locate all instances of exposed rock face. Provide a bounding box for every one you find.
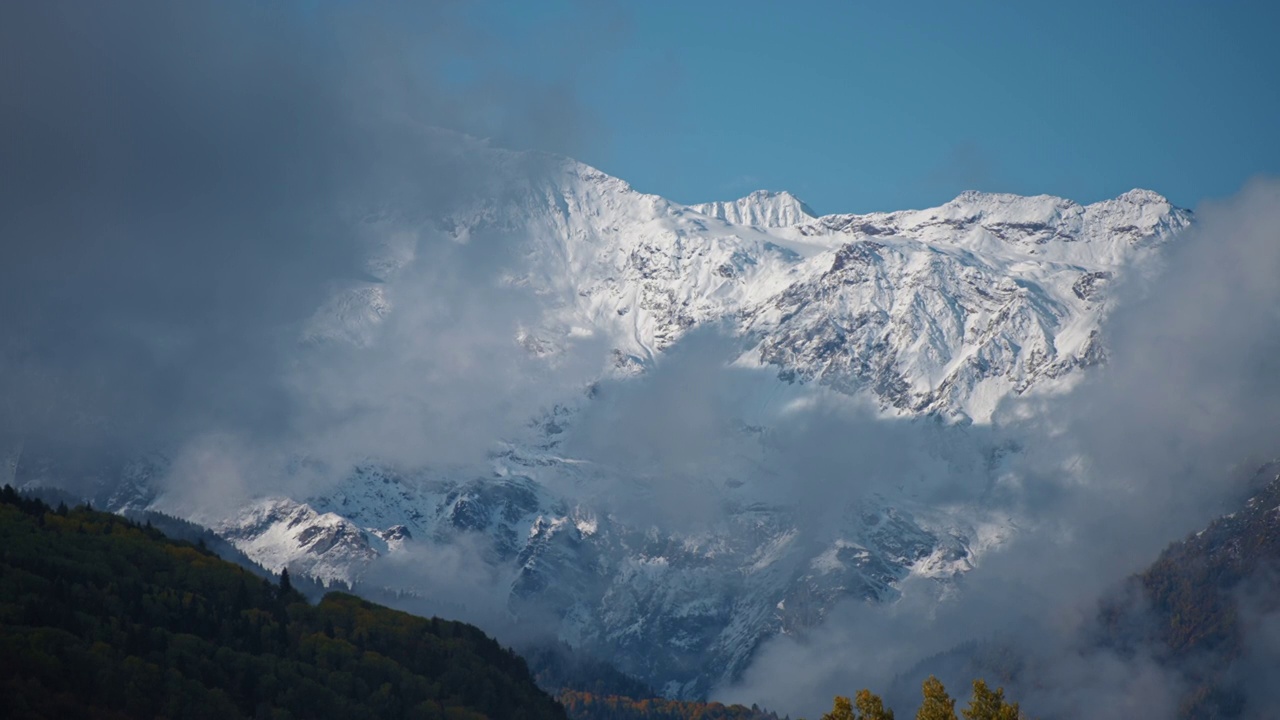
[22,139,1192,699]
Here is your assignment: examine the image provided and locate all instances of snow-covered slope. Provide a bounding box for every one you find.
[313,145,1186,420]
[413,152,1189,422]
[689,190,818,228]
[194,461,987,698]
[742,188,1187,421]
[36,140,1192,699]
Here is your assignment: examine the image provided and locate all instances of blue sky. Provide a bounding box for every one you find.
[470,0,1279,213]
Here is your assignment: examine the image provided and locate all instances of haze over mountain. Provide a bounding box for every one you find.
[4,3,1280,719]
[6,129,1269,707]
[125,152,1191,702]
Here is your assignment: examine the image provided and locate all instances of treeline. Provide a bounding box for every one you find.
[553,675,1023,720]
[0,485,566,720]
[0,483,1035,720]
[559,692,786,720]
[814,676,1025,720]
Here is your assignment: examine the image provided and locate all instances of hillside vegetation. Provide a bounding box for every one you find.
[1100,472,1280,718]
[0,486,566,720]
[0,484,1037,720]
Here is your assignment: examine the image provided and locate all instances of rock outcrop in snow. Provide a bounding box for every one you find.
[28,140,1193,699]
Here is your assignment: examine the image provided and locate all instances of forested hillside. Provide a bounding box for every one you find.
[1100,471,1280,718]
[0,484,1038,720]
[0,486,566,720]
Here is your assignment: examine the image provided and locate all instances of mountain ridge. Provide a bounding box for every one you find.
[689,189,818,228]
[11,140,1194,699]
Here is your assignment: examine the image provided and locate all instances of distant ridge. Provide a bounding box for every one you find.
[689,189,817,227]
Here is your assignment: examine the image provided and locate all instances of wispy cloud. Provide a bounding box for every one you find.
[0,0,619,500]
[715,178,1280,719]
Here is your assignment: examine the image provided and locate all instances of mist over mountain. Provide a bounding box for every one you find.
[4,3,1280,719]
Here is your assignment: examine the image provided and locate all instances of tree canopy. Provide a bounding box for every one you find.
[0,485,565,720]
[813,677,1025,720]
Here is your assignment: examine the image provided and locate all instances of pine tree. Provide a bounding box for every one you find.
[856,688,895,720]
[279,567,293,595]
[822,695,855,720]
[915,676,957,720]
[961,679,1022,720]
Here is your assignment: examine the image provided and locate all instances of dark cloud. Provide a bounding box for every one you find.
[6,4,1280,716]
[0,1,613,496]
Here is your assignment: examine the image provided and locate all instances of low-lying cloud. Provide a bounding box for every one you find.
[0,0,619,502]
[6,5,1280,717]
[716,178,1280,718]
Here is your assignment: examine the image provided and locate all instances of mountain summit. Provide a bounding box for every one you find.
[690,190,818,227]
[14,141,1193,699]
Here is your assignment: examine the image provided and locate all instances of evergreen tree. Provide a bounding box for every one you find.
[915,676,957,720]
[0,489,568,720]
[961,680,1022,720]
[822,695,855,720]
[856,688,895,720]
[279,567,293,595]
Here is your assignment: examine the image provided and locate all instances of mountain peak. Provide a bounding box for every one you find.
[1112,188,1171,205]
[946,188,1175,213]
[688,189,817,227]
[946,189,1078,211]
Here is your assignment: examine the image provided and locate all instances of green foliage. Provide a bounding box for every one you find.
[816,678,1024,720]
[821,695,854,720]
[817,691,893,720]
[0,484,1044,720]
[960,680,1021,720]
[855,689,894,720]
[914,677,957,720]
[0,486,565,720]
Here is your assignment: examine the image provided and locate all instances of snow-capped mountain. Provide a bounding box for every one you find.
[201,463,987,698]
[689,190,818,227]
[17,138,1192,698]
[320,145,1187,422]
